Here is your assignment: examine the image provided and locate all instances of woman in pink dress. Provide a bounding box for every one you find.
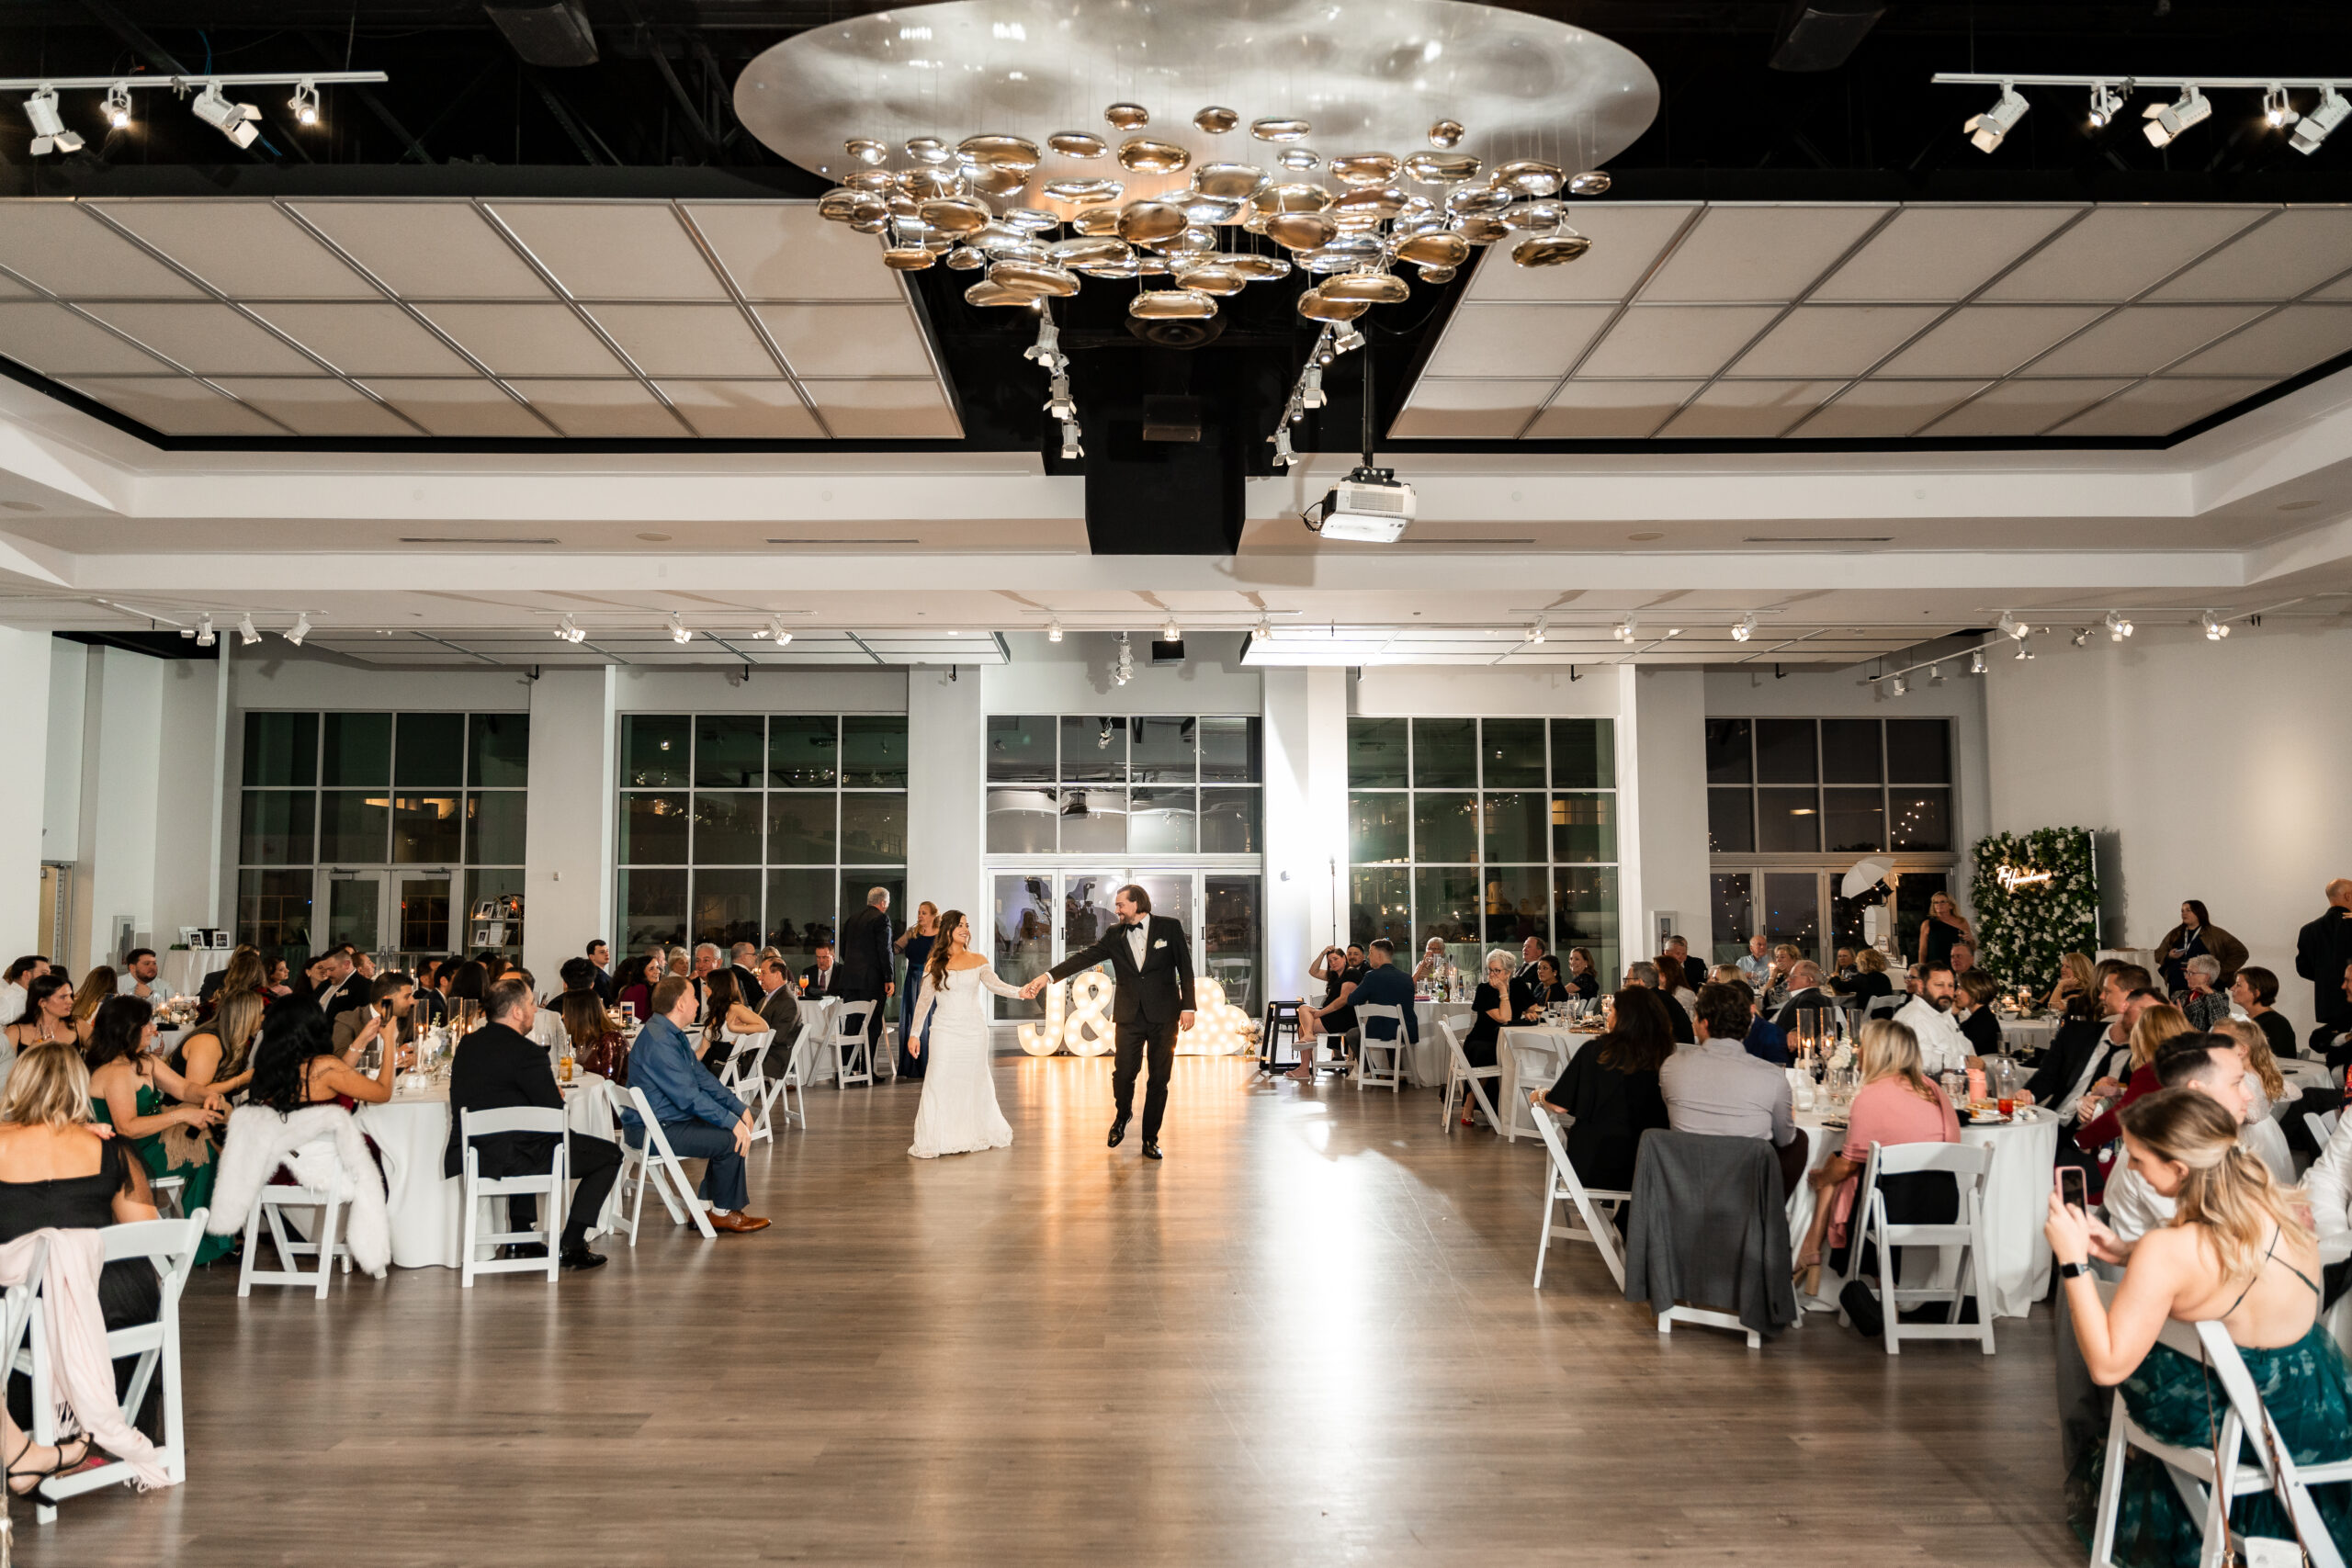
[1794,1018,1960,1280]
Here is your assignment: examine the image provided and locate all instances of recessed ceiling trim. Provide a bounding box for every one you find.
[1510,205,1707,440]
[667,202,835,439]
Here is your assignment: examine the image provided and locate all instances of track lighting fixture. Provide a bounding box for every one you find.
[288,79,320,127]
[102,83,130,130]
[1162,616,1180,642]
[1996,611,2028,641]
[285,612,311,647]
[2201,610,2230,640]
[2104,611,2133,641]
[669,612,692,644]
[1730,612,1756,643]
[24,88,82,156]
[1886,674,1905,698]
[1333,324,1365,354]
[1526,618,1546,645]
[1046,618,1063,643]
[2264,83,2299,129]
[2143,85,2211,148]
[193,614,215,649]
[2014,637,2034,660]
[1058,419,1082,460]
[2293,86,2350,153]
[1969,648,1987,675]
[1928,664,1943,686]
[555,615,580,642]
[1114,632,1134,687]
[192,83,262,149]
[1938,73,2344,156]
[1612,617,1637,643]
[237,613,259,647]
[770,617,792,645]
[2087,80,2124,128]
[1301,365,1326,410]
[2070,627,2090,648]
[1254,615,1273,640]
[1964,82,2029,152]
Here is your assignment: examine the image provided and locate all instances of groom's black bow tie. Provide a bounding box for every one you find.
[1122,921,1146,931]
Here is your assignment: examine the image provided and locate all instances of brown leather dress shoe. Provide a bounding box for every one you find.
[708,1210,771,1234]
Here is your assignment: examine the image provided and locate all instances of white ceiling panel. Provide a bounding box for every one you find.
[656,380,825,439]
[77,302,322,376]
[0,204,203,299]
[1876,305,2108,378]
[1810,206,2082,302]
[0,302,171,376]
[2024,305,2268,377]
[1524,380,1705,438]
[582,304,780,378]
[209,378,417,438]
[1389,379,1554,438]
[1792,379,1991,439]
[1656,379,1842,438]
[1978,206,2267,302]
[361,378,554,438]
[1728,305,1944,378]
[2145,209,2352,301]
[1922,378,2132,437]
[488,203,729,300]
[1464,205,1697,303]
[1418,303,1616,379]
[753,303,933,378]
[59,377,279,436]
[1576,306,1781,378]
[2049,378,2276,437]
[1638,205,1887,303]
[507,379,689,438]
[91,201,373,299]
[413,303,625,376]
[804,378,961,438]
[242,302,475,378]
[287,201,550,299]
[684,203,902,301]
[2165,305,2352,377]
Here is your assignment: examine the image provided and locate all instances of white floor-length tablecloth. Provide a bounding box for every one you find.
[162,949,230,999]
[1497,1026,1594,1138]
[1405,1001,1473,1087]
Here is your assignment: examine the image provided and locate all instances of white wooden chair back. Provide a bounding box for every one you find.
[458,1105,568,1286]
[2306,1109,2339,1153]
[1353,1003,1408,1092]
[1528,1102,1628,1291]
[1846,1139,1997,1356]
[237,1136,349,1299]
[623,1084,718,1239]
[832,1002,876,1088]
[2192,1319,2352,1568]
[1438,1019,1502,1134]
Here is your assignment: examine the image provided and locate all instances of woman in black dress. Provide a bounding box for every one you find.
[1532,987,1675,1194]
[1459,949,1537,1125]
[1916,891,1973,969]
[1565,947,1601,1000]
[1528,955,1571,1008]
[1292,944,1367,1080]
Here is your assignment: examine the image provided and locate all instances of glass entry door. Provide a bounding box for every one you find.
[322,867,454,963]
[322,870,384,953]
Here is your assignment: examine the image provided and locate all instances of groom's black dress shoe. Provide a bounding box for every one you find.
[1142,1140,1162,1161]
[1107,1114,1129,1148]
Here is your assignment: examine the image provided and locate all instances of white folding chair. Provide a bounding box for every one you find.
[873,1016,898,1082]
[616,1083,718,1240]
[1841,1141,1997,1356]
[147,1173,186,1218]
[772,1021,812,1132]
[238,1146,351,1298]
[832,1003,876,1089]
[717,1029,775,1140]
[1500,1033,1571,1143]
[1528,1102,1629,1290]
[20,1210,209,1520]
[458,1106,568,1287]
[1354,1003,1408,1092]
[1439,1020,1503,1134]
[1,1232,44,1543]
[2191,1318,2352,1568]
[2306,1108,2339,1151]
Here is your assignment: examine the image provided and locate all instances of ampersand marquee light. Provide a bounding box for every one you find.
[1015,973,1255,1056]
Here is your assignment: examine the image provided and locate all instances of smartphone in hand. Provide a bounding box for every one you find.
[2058,1165,2089,1216]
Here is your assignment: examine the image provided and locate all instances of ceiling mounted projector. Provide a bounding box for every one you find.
[1308,466,1416,544]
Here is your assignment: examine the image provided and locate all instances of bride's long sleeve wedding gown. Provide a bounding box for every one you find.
[907,962,1019,1158]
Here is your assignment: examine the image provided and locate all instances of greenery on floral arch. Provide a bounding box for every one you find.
[1968,827,2098,992]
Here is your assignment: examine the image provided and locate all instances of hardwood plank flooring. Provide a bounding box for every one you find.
[23,1056,2077,1566]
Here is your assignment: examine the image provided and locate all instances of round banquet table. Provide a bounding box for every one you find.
[355,1072,621,1270]
[1497,1025,1600,1139]
[1994,1015,2063,1055]
[2278,1054,2338,1098]
[1785,1102,2059,1321]
[1406,1000,1474,1087]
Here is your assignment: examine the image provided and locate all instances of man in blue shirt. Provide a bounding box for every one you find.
[620,976,769,1234]
[1348,938,1421,1054]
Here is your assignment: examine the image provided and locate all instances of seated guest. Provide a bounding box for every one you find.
[1295,943,1368,1070]
[69,968,116,1048]
[554,956,599,1004]
[1564,946,1600,1000]
[5,975,74,1064]
[1795,1019,1960,1276]
[247,999,401,1120]
[1343,939,1419,1057]
[584,941,616,1005]
[198,947,266,1021]
[1948,940,1977,980]
[698,969,772,1079]
[332,972,416,1056]
[1891,961,1973,1077]
[560,989,628,1085]
[1832,947,1860,985]
[1660,983,1805,1195]
[751,956,802,1054]
[2026,965,2152,1122]
[445,959,491,1026]
[443,977,619,1271]
[265,957,293,998]
[1833,946,1895,1005]
[1456,950,1535,1123]
[2046,952,2098,1021]
[1770,961,1836,1032]
[619,977,768,1234]
[114,948,162,1000]
[1625,960,1693,1045]
[2211,1015,2289,1128]
[1517,935,1549,983]
[2305,1094,2352,1303]
[503,968,566,1057]
[1655,954,1697,1018]
[1735,932,1770,988]
[1953,967,2006,1058]
[2100,1042,2256,1253]
[309,948,370,1020]
[2049,1089,2352,1559]
[1531,987,1673,1195]
[1663,934,1696,988]
[1527,954,1570,1008]
[613,953,661,1022]
[1709,964,1789,1064]
[1409,937,1450,987]
[85,996,232,1265]
[1761,944,1804,1011]
[801,942,840,998]
[2178,954,2231,1032]
[2074,1003,2194,1197]
[171,989,266,1101]
[0,955,46,1028]
[2231,964,2299,1062]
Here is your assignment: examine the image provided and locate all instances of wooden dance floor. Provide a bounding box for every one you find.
[28,1056,2075,1566]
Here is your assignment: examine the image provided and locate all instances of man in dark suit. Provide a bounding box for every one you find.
[442,976,619,1271]
[728,942,762,1008]
[2298,881,2352,1053]
[1027,883,1194,1160]
[802,942,840,998]
[585,940,616,1006]
[1770,962,1836,1033]
[311,946,371,1021]
[837,889,896,1063]
[752,956,802,1080]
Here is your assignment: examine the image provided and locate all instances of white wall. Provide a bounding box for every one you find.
[1984,619,2352,1041]
[523,667,616,983]
[153,657,225,937]
[0,629,52,960]
[906,665,984,931]
[611,665,904,715]
[980,632,1262,716]
[1634,667,1712,958]
[41,641,82,863]
[74,647,164,969]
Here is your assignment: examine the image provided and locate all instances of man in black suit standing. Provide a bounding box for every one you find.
[585,940,616,1006]
[2297,879,2352,1054]
[837,888,896,1067]
[1026,883,1194,1161]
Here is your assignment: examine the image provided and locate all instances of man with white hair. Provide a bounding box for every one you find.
[1410,937,1450,987]
[1770,960,1835,1032]
[838,886,896,1066]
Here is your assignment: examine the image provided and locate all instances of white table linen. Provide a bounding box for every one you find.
[1406,1000,1474,1087]
[1496,1026,1593,1138]
[162,949,230,1000]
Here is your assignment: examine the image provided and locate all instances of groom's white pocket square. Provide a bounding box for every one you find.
[1153,939,1167,949]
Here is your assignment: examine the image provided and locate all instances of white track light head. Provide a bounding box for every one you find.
[2264,84,2298,129]
[2143,85,2211,148]
[2104,611,2133,641]
[2292,86,2350,154]
[1886,673,1906,698]
[237,613,259,646]
[1046,618,1063,643]
[25,88,83,155]
[1731,612,1756,643]
[2087,81,2123,129]
[289,79,320,127]
[285,612,311,647]
[103,83,132,130]
[556,615,578,641]
[192,83,262,148]
[1965,84,2029,152]
[194,614,215,648]
[2201,610,2229,640]
[669,612,691,644]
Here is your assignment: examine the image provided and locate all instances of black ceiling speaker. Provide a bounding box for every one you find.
[484,3,600,68]
[1150,637,1186,665]
[1125,313,1226,350]
[1768,0,1887,72]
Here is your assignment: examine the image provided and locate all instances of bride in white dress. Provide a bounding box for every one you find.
[907,909,1017,1159]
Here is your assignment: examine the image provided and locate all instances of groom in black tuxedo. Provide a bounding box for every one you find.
[1028,884,1194,1161]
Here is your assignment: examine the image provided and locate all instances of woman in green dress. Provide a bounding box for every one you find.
[2050,1087,2352,1564]
[85,994,233,1265]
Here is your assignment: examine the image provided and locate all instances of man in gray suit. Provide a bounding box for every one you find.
[751,955,802,1080]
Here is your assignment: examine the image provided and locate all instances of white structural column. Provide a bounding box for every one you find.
[74,646,164,969]
[906,665,983,932]
[0,628,51,961]
[152,656,226,940]
[1633,667,1713,961]
[524,667,618,983]
[1260,668,1326,1009]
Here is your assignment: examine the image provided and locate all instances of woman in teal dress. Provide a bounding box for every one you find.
[2050,1087,2352,1564]
[84,995,234,1265]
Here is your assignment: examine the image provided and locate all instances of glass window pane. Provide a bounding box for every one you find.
[841,792,908,863]
[695,716,765,788]
[620,868,687,952]
[765,794,837,863]
[620,793,690,864]
[317,790,388,863]
[1200,716,1261,782]
[1412,717,1476,787]
[1057,786,1125,853]
[469,714,530,788]
[1886,719,1951,784]
[693,791,763,863]
[392,795,462,863]
[1349,867,1410,952]
[1762,872,1823,965]
[467,791,527,865]
[984,715,1053,783]
[1059,716,1125,782]
[1200,788,1260,854]
[1711,872,1755,968]
[321,713,390,786]
[1758,788,1821,852]
[1061,873,1121,959]
[1555,866,1621,992]
[842,716,908,787]
[1820,719,1881,784]
[1129,716,1195,783]
[769,716,839,788]
[1831,883,1875,972]
[412,874,460,955]
[243,713,317,787]
[1415,867,1482,975]
[237,868,312,961]
[1481,791,1545,863]
[1130,786,1197,853]
[240,791,315,865]
[1204,876,1261,1017]
[693,868,763,949]
[324,878,379,954]
[1480,718,1546,789]
[1822,788,1884,853]
[1889,788,1951,851]
[1755,718,1816,784]
[1552,793,1617,863]
[765,868,834,956]
[1551,718,1615,789]
[991,874,1054,1020]
[1894,872,1951,964]
[1347,717,1408,788]
[986,784,1058,854]
[840,874,905,950]
[1484,866,1548,949]
[1413,791,1476,863]
[1708,787,1754,853]
[1350,792,1409,864]
[394,713,464,787]
[623,715,692,788]
[1703,718,1750,784]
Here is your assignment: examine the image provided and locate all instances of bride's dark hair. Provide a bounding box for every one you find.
[923,909,969,993]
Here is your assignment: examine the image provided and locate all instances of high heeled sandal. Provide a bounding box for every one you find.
[6,1433,90,1495]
